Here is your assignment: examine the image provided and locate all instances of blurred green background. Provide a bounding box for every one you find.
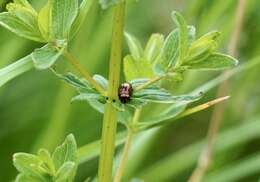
[1,0,260,181]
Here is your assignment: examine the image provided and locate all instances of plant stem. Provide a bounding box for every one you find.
[135,75,165,91]
[98,2,126,182]
[63,50,106,96]
[114,109,142,182]
[114,127,133,182]
[188,1,247,182]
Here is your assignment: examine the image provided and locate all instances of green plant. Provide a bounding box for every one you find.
[0,0,239,182]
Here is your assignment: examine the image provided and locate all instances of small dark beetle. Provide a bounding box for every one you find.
[118,83,133,103]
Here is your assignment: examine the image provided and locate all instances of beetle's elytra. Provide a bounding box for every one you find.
[118,83,133,104]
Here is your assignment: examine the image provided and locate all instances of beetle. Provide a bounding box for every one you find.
[118,83,133,104]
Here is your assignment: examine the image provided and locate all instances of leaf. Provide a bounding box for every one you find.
[172,11,188,66]
[51,0,78,39]
[133,88,202,104]
[70,0,95,38]
[32,41,67,69]
[134,104,186,132]
[144,34,164,63]
[72,93,104,102]
[99,0,121,9]
[52,134,77,171]
[125,32,144,60]
[56,72,94,91]
[93,74,108,90]
[186,31,220,63]
[38,0,52,41]
[13,153,47,181]
[0,55,34,88]
[158,29,179,68]
[0,12,44,42]
[55,161,77,182]
[13,0,34,10]
[15,174,43,182]
[38,149,55,175]
[186,53,238,70]
[124,55,154,81]
[156,26,196,71]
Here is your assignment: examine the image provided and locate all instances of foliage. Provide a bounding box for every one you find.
[0,0,259,181]
[13,134,77,182]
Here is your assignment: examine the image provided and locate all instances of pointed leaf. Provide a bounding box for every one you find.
[71,0,95,38]
[0,12,44,42]
[186,53,238,70]
[52,134,77,171]
[0,55,33,87]
[186,31,220,63]
[133,88,202,104]
[124,56,154,81]
[55,161,77,182]
[38,149,55,175]
[15,174,43,182]
[38,0,52,41]
[144,34,164,63]
[51,0,78,39]
[172,11,188,66]
[125,32,144,60]
[13,153,47,180]
[32,42,67,69]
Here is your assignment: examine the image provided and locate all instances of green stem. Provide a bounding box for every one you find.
[135,75,165,92]
[114,109,142,182]
[114,127,133,182]
[98,2,126,182]
[63,50,106,96]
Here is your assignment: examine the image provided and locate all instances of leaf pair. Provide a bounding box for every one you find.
[13,134,78,182]
[124,33,164,81]
[0,0,79,42]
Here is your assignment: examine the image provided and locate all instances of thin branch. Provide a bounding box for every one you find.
[188,1,247,182]
[135,75,165,92]
[114,109,142,182]
[63,50,106,96]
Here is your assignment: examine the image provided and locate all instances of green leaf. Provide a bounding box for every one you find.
[134,104,186,131]
[52,134,77,171]
[15,174,43,182]
[125,32,144,61]
[38,0,52,41]
[13,153,47,180]
[55,161,77,182]
[0,12,44,42]
[51,0,78,39]
[93,74,108,90]
[0,55,34,88]
[186,53,238,70]
[32,41,67,69]
[72,93,104,102]
[99,0,120,9]
[13,0,34,10]
[186,31,220,63]
[56,72,94,91]
[133,88,202,104]
[159,29,179,68]
[38,149,55,176]
[144,34,164,63]
[172,11,188,66]
[124,55,154,81]
[70,0,95,38]
[156,26,196,72]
